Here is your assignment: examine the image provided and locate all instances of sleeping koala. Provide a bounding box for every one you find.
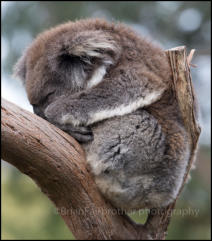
[14,18,190,211]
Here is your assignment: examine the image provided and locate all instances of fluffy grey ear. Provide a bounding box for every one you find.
[13,53,27,84]
[48,30,121,67]
[46,30,121,90]
[69,30,121,64]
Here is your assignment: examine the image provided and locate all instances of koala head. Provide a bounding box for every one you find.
[14,19,122,118]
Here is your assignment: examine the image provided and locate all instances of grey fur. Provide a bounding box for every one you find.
[14,19,191,211]
[83,109,189,210]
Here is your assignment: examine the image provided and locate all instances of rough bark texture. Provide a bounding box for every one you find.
[166,46,201,190]
[1,46,200,240]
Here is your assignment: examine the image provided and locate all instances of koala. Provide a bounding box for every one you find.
[14,18,190,211]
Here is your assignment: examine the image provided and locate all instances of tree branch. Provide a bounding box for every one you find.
[1,46,201,240]
[1,98,144,240]
[142,46,201,239]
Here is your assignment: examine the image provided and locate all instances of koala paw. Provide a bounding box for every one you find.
[61,113,88,127]
[44,100,88,127]
[55,123,93,143]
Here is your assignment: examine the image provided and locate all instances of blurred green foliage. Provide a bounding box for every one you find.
[2,1,211,240]
[2,168,73,239]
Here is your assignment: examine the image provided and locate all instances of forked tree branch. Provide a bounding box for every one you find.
[142,46,201,239]
[1,46,200,240]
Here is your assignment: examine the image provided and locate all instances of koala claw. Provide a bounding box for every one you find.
[55,123,93,143]
[70,131,94,143]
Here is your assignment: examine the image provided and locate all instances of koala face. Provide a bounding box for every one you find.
[14,19,123,120]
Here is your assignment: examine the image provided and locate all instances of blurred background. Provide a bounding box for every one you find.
[1,1,211,240]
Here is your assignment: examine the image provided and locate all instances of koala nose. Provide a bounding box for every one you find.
[33,105,46,119]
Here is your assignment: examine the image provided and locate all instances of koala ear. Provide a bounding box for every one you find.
[69,30,120,63]
[49,30,121,67]
[13,53,27,84]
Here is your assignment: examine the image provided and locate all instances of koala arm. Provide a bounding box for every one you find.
[43,24,169,127]
[44,75,166,127]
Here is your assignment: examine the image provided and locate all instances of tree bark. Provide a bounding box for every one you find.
[1,46,200,240]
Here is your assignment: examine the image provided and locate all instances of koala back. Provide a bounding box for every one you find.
[83,89,190,211]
